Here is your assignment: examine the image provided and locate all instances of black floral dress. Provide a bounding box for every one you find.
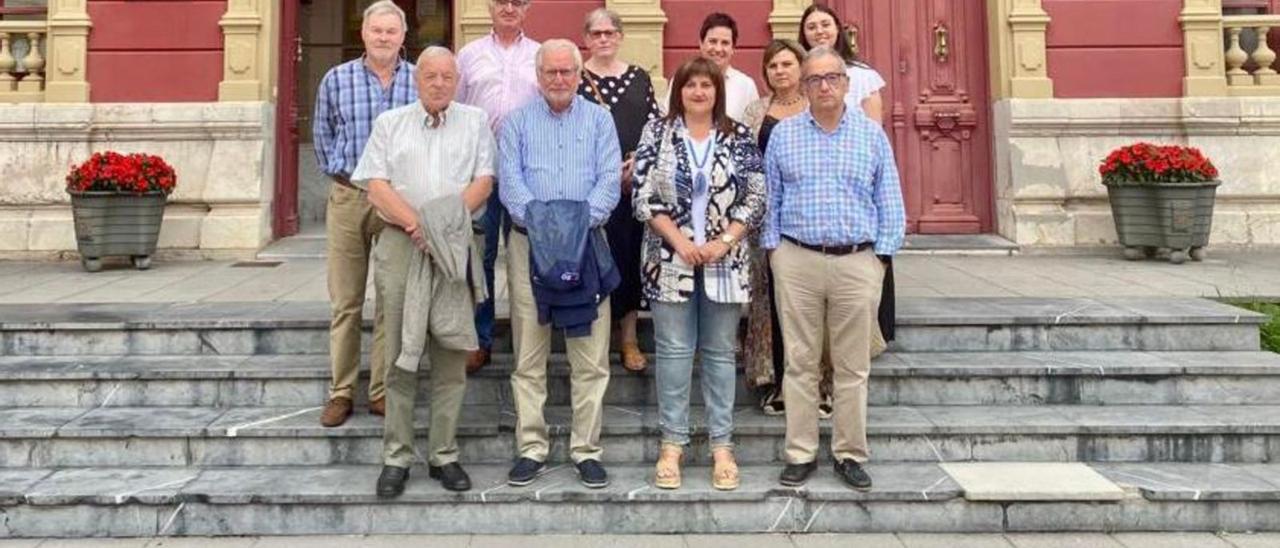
[577,65,661,318]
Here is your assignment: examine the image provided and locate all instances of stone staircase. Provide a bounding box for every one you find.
[2,297,1280,537]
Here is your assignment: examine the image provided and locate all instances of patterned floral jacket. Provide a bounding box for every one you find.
[631,116,766,304]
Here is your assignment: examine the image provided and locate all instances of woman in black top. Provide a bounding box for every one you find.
[577,7,661,372]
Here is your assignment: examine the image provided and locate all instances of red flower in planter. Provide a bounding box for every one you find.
[65,152,178,196]
[1099,142,1218,185]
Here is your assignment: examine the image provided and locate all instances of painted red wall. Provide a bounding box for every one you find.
[1044,0,1184,98]
[87,0,226,102]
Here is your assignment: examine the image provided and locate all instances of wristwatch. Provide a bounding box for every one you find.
[718,232,738,248]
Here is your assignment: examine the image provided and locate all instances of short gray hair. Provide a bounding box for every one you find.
[536,39,583,72]
[416,45,455,66]
[583,8,623,34]
[803,46,845,72]
[363,0,407,32]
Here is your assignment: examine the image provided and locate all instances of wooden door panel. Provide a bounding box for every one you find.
[828,0,993,234]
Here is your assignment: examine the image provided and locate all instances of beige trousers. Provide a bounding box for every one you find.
[771,241,884,464]
[375,228,468,467]
[326,183,387,401]
[507,231,611,463]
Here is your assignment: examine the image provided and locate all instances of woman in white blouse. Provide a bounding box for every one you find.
[798,4,885,123]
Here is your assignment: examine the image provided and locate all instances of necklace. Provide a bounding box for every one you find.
[685,132,716,196]
[773,94,803,106]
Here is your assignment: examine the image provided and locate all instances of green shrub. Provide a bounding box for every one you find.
[1235,302,1280,354]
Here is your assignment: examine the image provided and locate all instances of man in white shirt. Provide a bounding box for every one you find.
[352,46,496,498]
[698,12,759,122]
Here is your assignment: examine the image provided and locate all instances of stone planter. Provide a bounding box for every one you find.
[1105,181,1219,264]
[69,191,167,272]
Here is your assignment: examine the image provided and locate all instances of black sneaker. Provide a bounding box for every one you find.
[575,459,609,489]
[507,457,546,487]
[834,459,873,491]
[760,386,785,416]
[779,461,817,487]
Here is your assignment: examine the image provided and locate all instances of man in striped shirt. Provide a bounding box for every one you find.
[762,47,906,491]
[312,0,417,427]
[498,39,621,490]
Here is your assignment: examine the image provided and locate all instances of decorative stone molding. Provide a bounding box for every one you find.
[44,0,91,102]
[0,103,274,255]
[456,0,492,47]
[608,0,668,93]
[768,0,808,40]
[1007,0,1052,99]
[992,97,1280,247]
[219,0,265,101]
[1181,0,1229,96]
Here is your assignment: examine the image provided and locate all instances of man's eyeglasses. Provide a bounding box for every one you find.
[493,0,529,8]
[541,68,576,80]
[802,73,848,89]
[588,29,619,40]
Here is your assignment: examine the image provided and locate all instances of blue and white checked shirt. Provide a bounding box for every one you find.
[761,108,906,256]
[312,57,418,178]
[498,95,621,227]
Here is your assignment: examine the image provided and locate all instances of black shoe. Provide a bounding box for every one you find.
[779,461,817,487]
[429,462,472,492]
[818,393,833,420]
[507,457,546,487]
[575,459,609,488]
[376,465,409,498]
[834,459,873,491]
[760,386,785,416]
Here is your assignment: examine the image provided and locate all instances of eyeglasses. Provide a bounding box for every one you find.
[540,68,576,80]
[493,0,529,8]
[802,73,848,89]
[588,29,619,40]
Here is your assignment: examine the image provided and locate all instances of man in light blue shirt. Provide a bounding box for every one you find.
[498,39,621,490]
[763,47,905,492]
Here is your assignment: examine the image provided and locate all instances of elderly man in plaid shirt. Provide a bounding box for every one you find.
[761,47,906,491]
[312,0,418,427]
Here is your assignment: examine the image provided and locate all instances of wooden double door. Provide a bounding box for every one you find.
[829,0,993,234]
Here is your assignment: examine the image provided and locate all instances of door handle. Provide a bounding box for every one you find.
[933,22,949,63]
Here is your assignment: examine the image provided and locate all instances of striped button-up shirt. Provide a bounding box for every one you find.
[457,32,541,131]
[312,57,417,178]
[761,107,906,256]
[350,101,496,210]
[498,95,621,227]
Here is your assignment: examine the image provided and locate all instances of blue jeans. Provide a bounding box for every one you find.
[475,188,508,350]
[651,274,741,447]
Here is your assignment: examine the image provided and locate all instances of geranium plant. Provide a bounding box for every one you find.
[66,152,177,196]
[1099,142,1218,185]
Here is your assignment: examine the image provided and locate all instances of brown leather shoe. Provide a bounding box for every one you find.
[466,348,491,374]
[369,396,385,417]
[320,397,353,427]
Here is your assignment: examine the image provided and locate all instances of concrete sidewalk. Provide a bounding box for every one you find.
[5,532,1279,547]
[1,250,1277,305]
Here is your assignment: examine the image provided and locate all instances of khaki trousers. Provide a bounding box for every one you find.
[772,241,884,464]
[326,183,387,401]
[507,231,611,463]
[375,228,469,467]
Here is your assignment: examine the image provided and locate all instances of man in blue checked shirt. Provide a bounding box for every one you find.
[498,39,621,491]
[312,0,418,428]
[762,47,906,492]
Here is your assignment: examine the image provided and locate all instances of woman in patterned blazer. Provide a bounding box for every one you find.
[632,57,766,491]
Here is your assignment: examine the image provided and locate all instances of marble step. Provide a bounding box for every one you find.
[0,297,1265,355]
[3,462,1280,536]
[2,351,1280,408]
[6,403,1280,467]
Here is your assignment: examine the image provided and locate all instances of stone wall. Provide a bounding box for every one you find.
[994,97,1280,248]
[0,102,274,257]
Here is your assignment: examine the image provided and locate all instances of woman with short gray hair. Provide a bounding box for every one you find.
[577,7,661,373]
